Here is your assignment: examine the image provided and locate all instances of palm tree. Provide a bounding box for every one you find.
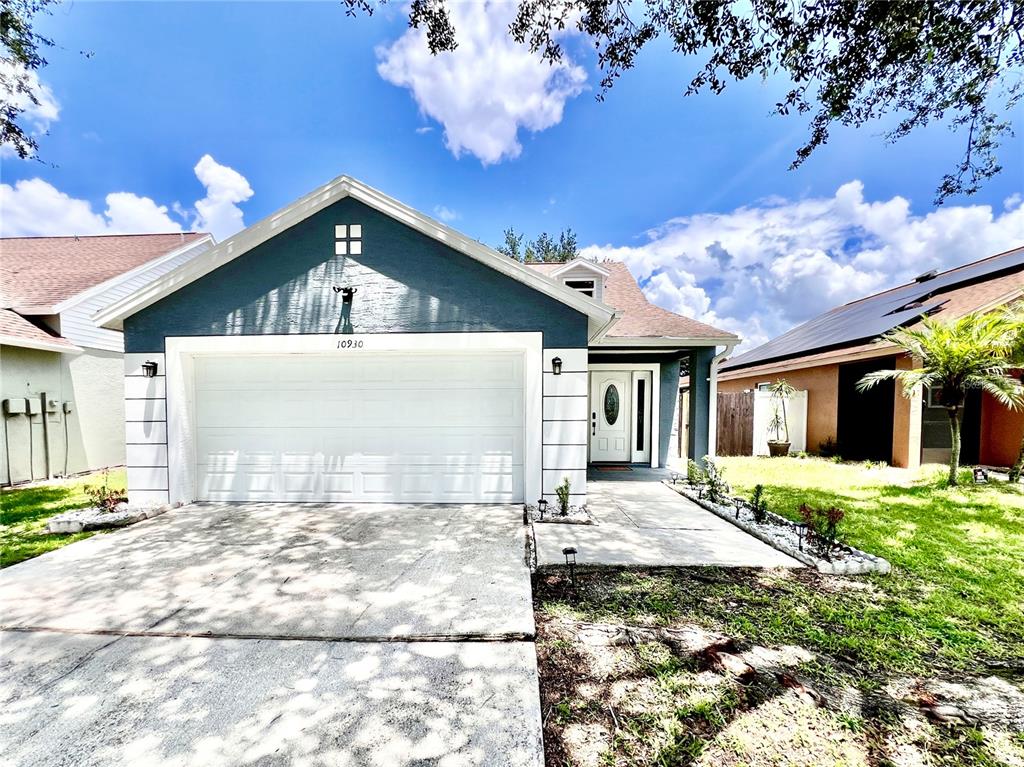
[1004,308,1024,483]
[858,311,1023,486]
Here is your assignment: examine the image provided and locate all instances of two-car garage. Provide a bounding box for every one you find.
[192,351,526,503]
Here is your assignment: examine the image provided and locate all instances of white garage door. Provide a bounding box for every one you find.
[193,352,524,503]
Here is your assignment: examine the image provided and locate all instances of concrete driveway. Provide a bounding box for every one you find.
[0,503,542,766]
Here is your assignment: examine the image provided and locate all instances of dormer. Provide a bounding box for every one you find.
[550,259,611,303]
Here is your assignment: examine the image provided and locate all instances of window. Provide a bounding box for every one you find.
[925,386,945,408]
[565,279,595,297]
[756,382,772,391]
[636,379,645,450]
[604,384,620,425]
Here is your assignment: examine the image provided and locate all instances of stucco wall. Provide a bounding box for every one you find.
[124,197,588,353]
[980,388,1024,467]
[718,365,840,455]
[0,346,124,485]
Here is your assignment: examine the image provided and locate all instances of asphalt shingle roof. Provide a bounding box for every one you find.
[0,232,207,312]
[527,260,736,341]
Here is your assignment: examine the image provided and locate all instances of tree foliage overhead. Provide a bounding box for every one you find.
[346,0,1023,202]
[496,226,580,263]
[1,0,57,159]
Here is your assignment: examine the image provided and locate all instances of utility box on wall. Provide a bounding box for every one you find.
[3,398,27,415]
[26,398,42,415]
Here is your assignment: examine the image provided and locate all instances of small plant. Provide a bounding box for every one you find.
[702,457,729,504]
[749,484,768,525]
[766,379,796,456]
[686,458,704,486]
[798,502,846,559]
[818,435,840,458]
[85,470,128,513]
[555,476,571,516]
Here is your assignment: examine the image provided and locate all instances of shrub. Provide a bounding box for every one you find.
[85,470,128,513]
[749,484,768,525]
[798,502,846,559]
[818,435,840,458]
[703,457,730,504]
[555,476,571,516]
[686,458,704,486]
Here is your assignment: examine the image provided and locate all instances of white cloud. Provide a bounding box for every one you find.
[0,155,253,240]
[192,154,254,241]
[376,0,586,164]
[582,181,1024,351]
[433,204,459,222]
[0,63,61,157]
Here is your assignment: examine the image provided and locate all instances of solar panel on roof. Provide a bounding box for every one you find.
[725,247,1024,370]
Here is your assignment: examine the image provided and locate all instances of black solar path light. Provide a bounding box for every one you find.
[562,546,577,590]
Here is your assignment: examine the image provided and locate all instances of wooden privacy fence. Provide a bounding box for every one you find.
[717,391,754,456]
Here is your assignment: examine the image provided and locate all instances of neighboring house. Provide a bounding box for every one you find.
[93,176,738,508]
[1,233,214,486]
[717,246,1024,468]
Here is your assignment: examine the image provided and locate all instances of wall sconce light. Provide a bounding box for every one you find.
[142,360,158,378]
[537,498,548,520]
[551,357,562,375]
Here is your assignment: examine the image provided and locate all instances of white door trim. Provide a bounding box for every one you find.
[587,363,660,468]
[165,332,543,505]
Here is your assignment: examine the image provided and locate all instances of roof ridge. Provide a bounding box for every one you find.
[0,232,208,241]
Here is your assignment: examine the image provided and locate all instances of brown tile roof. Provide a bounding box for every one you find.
[0,233,207,312]
[527,260,736,340]
[0,309,80,351]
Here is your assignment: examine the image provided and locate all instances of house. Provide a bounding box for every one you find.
[717,246,1024,468]
[93,176,738,508]
[1,233,214,485]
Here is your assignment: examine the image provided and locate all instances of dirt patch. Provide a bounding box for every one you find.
[535,568,1024,766]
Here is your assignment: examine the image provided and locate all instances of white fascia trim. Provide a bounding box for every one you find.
[163,332,544,506]
[0,334,82,354]
[56,235,216,316]
[588,362,661,468]
[95,176,615,333]
[591,335,740,349]
[550,258,612,279]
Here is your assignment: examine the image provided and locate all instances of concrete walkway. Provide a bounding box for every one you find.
[533,468,802,568]
[0,503,543,767]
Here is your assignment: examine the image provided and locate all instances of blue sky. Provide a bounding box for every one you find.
[3,1,1022,349]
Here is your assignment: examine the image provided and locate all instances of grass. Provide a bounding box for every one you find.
[0,468,126,568]
[718,456,1024,671]
[534,457,1024,766]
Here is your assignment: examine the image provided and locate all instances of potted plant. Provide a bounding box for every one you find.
[765,379,796,457]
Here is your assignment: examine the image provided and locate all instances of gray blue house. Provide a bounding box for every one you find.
[95,177,737,508]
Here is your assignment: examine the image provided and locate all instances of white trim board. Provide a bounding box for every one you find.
[587,362,661,468]
[0,334,82,354]
[94,177,616,337]
[163,332,544,505]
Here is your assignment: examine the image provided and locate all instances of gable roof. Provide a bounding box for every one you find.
[549,258,611,278]
[723,245,1024,373]
[94,176,617,338]
[1,233,208,314]
[0,309,81,354]
[528,260,737,345]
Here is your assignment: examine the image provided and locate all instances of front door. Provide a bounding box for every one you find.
[590,371,630,462]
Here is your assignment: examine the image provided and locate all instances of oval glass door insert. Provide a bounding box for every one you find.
[604,384,620,425]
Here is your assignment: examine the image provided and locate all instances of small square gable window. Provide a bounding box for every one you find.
[335,224,363,256]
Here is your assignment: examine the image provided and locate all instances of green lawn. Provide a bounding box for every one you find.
[535,458,1024,766]
[0,468,126,568]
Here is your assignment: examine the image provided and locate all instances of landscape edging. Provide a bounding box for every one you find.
[663,481,891,575]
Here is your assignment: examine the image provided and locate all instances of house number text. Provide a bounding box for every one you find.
[336,339,365,349]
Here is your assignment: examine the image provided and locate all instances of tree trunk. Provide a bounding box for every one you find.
[947,407,962,486]
[1009,436,1024,483]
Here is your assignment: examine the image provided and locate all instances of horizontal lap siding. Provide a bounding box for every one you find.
[542,348,588,504]
[124,353,169,506]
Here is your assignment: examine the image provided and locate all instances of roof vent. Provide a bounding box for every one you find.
[914,269,938,282]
